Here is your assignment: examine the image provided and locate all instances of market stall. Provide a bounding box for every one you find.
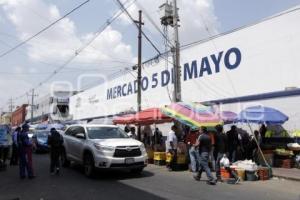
[113,108,172,125]
[160,102,223,170]
[236,106,300,171]
[113,108,173,163]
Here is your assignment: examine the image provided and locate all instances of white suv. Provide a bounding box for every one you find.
[61,124,147,177]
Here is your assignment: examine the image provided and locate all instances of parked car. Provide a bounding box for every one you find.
[61,124,148,177]
[32,130,50,153]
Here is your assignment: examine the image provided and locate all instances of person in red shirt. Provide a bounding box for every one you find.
[186,128,200,179]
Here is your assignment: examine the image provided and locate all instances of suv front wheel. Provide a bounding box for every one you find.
[84,153,95,178]
[61,148,70,167]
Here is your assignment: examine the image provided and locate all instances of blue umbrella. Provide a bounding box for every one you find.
[237,106,288,124]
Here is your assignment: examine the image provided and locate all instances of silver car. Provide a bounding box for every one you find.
[61,124,147,177]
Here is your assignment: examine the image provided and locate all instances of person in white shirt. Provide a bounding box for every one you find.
[166,125,178,171]
[129,127,137,139]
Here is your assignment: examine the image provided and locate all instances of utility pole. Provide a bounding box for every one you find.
[134,10,144,141]
[159,0,181,102]
[8,97,14,113]
[172,0,181,102]
[160,0,182,134]
[29,89,38,123]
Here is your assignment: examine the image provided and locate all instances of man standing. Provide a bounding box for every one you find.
[10,127,21,166]
[48,128,63,175]
[195,127,216,185]
[186,128,200,179]
[227,125,239,162]
[166,125,178,171]
[153,128,163,145]
[129,127,137,140]
[215,125,229,181]
[19,124,34,179]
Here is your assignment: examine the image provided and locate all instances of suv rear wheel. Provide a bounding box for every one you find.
[84,153,95,178]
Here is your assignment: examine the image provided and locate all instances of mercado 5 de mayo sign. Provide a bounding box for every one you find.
[106,47,242,100]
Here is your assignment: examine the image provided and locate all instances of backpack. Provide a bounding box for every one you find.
[17,132,28,147]
[50,131,63,147]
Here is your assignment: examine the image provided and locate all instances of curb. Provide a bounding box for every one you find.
[273,174,300,182]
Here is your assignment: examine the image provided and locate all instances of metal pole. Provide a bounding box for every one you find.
[137,10,142,113]
[135,10,144,141]
[172,0,181,102]
[9,98,13,112]
[31,89,34,123]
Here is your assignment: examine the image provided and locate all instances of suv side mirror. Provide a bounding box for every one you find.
[75,133,85,139]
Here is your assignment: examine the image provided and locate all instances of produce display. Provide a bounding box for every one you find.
[274,148,294,156]
[287,143,300,151]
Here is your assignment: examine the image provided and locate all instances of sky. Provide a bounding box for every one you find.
[0,0,300,112]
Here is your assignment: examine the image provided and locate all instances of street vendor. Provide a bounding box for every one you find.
[166,125,178,171]
[215,125,229,181]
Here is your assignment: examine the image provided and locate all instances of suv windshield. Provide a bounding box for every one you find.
[87,127,129,139]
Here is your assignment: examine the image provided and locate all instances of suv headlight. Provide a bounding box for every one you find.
[93,143,114,151]
[139,144,146,153]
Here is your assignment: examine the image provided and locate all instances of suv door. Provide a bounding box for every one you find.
[70,126,87,162]
[64,127,77,159]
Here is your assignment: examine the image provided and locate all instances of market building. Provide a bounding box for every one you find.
[25,91,77,123]
[69,7,300,131]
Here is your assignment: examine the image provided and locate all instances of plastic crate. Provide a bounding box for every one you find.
[154,160,166,166]
[154,152,166,161]
[147,149,154,159]
[258,167,269,181]
[177,154,187,164]
[221,167,231,180]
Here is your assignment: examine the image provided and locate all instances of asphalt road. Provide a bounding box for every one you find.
[0,154,300,200]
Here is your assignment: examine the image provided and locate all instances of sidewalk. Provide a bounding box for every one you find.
[272,168,300,181]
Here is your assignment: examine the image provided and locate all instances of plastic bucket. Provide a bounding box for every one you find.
[235,168,245,181]
[246,170,258,181]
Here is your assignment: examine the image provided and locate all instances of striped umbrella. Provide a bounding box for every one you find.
[161,102,223,129]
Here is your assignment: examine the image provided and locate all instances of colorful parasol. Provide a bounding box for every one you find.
[161,102,223,129]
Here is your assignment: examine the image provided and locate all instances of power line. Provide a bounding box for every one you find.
[114,0,161,55]
[12,0,135,101]
[0,0,90,59]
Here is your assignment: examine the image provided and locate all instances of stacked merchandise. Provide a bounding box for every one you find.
[273,149,294,168]
[232,160,260,181]
[257,167,270,181]
[154,152,166,165]
[146,148,154,164]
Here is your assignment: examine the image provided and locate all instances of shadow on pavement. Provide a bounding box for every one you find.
[69,163,155,180]
[0,154,163,200]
